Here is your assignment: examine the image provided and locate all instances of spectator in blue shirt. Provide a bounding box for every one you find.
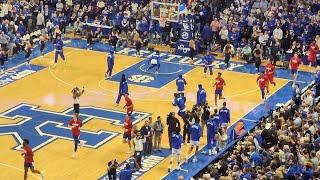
[119,163,134,180]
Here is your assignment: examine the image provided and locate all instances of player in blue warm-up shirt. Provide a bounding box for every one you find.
[53,35,66,68]
[203,51,214,77]
[119,163,134,180]
[210,109,221,153]
[219,102,230,127]
[206,114,217,156]
[176,75,187,96]
[196,84,206,106]
[186,119,202,162]
[116,74,129,105]
[168,129,183,172]
[212,109,222,128]
[105,50,115,80]
[172,93,187,120]
[147,51,160,73]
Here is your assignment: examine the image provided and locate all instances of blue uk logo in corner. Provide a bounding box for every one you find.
[0,65,45,87]
[0,104,150,151]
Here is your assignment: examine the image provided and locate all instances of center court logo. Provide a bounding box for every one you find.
[128,75,155,83]
[0,104,150,151]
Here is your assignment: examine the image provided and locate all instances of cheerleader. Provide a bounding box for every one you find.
[72,87,85,115]
[133,32,142,57]
[110,29,118,51]
[46,20,53,41]
[87,28,93,50]
[25,40,34,65]
[39,35,47,56]
[223,43,234,69]
[53,25,62,42]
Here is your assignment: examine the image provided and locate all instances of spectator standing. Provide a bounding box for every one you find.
[273,26,283,42]
[153,116,164,151]
[210,17,221,42]
[36,12,45,29]
[107,159,119,180]
[183,111,193,144]
[216,127,228,152]
[141,118,153,156]
[253,44,263,72]
[166,112,180,149]
[219,26,228,52]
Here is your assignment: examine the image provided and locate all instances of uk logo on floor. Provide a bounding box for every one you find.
[0,65,44,87]
[110,57,194,88]
[0,104,150,151]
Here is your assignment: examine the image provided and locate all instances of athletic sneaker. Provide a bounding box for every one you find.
[79,141,84,147]
[176,166,181,171]
[40,171,45,179]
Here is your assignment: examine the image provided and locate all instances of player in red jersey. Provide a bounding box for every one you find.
[290,52,302,87]
[124,94,134,115]
[68,114,84,158]
[307,40,319,67]
[256,72,269,101]
[265,59,276,86]
[213,72,226,106]
[22,139,44,180]
[123,114,133,153]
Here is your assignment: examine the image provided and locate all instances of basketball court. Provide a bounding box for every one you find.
[0,39,314,179]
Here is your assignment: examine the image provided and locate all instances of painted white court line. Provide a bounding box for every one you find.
[0,162,42,179]
[241,118,259,122]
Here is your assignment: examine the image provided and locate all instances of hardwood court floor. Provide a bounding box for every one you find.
[0,47,288,180]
